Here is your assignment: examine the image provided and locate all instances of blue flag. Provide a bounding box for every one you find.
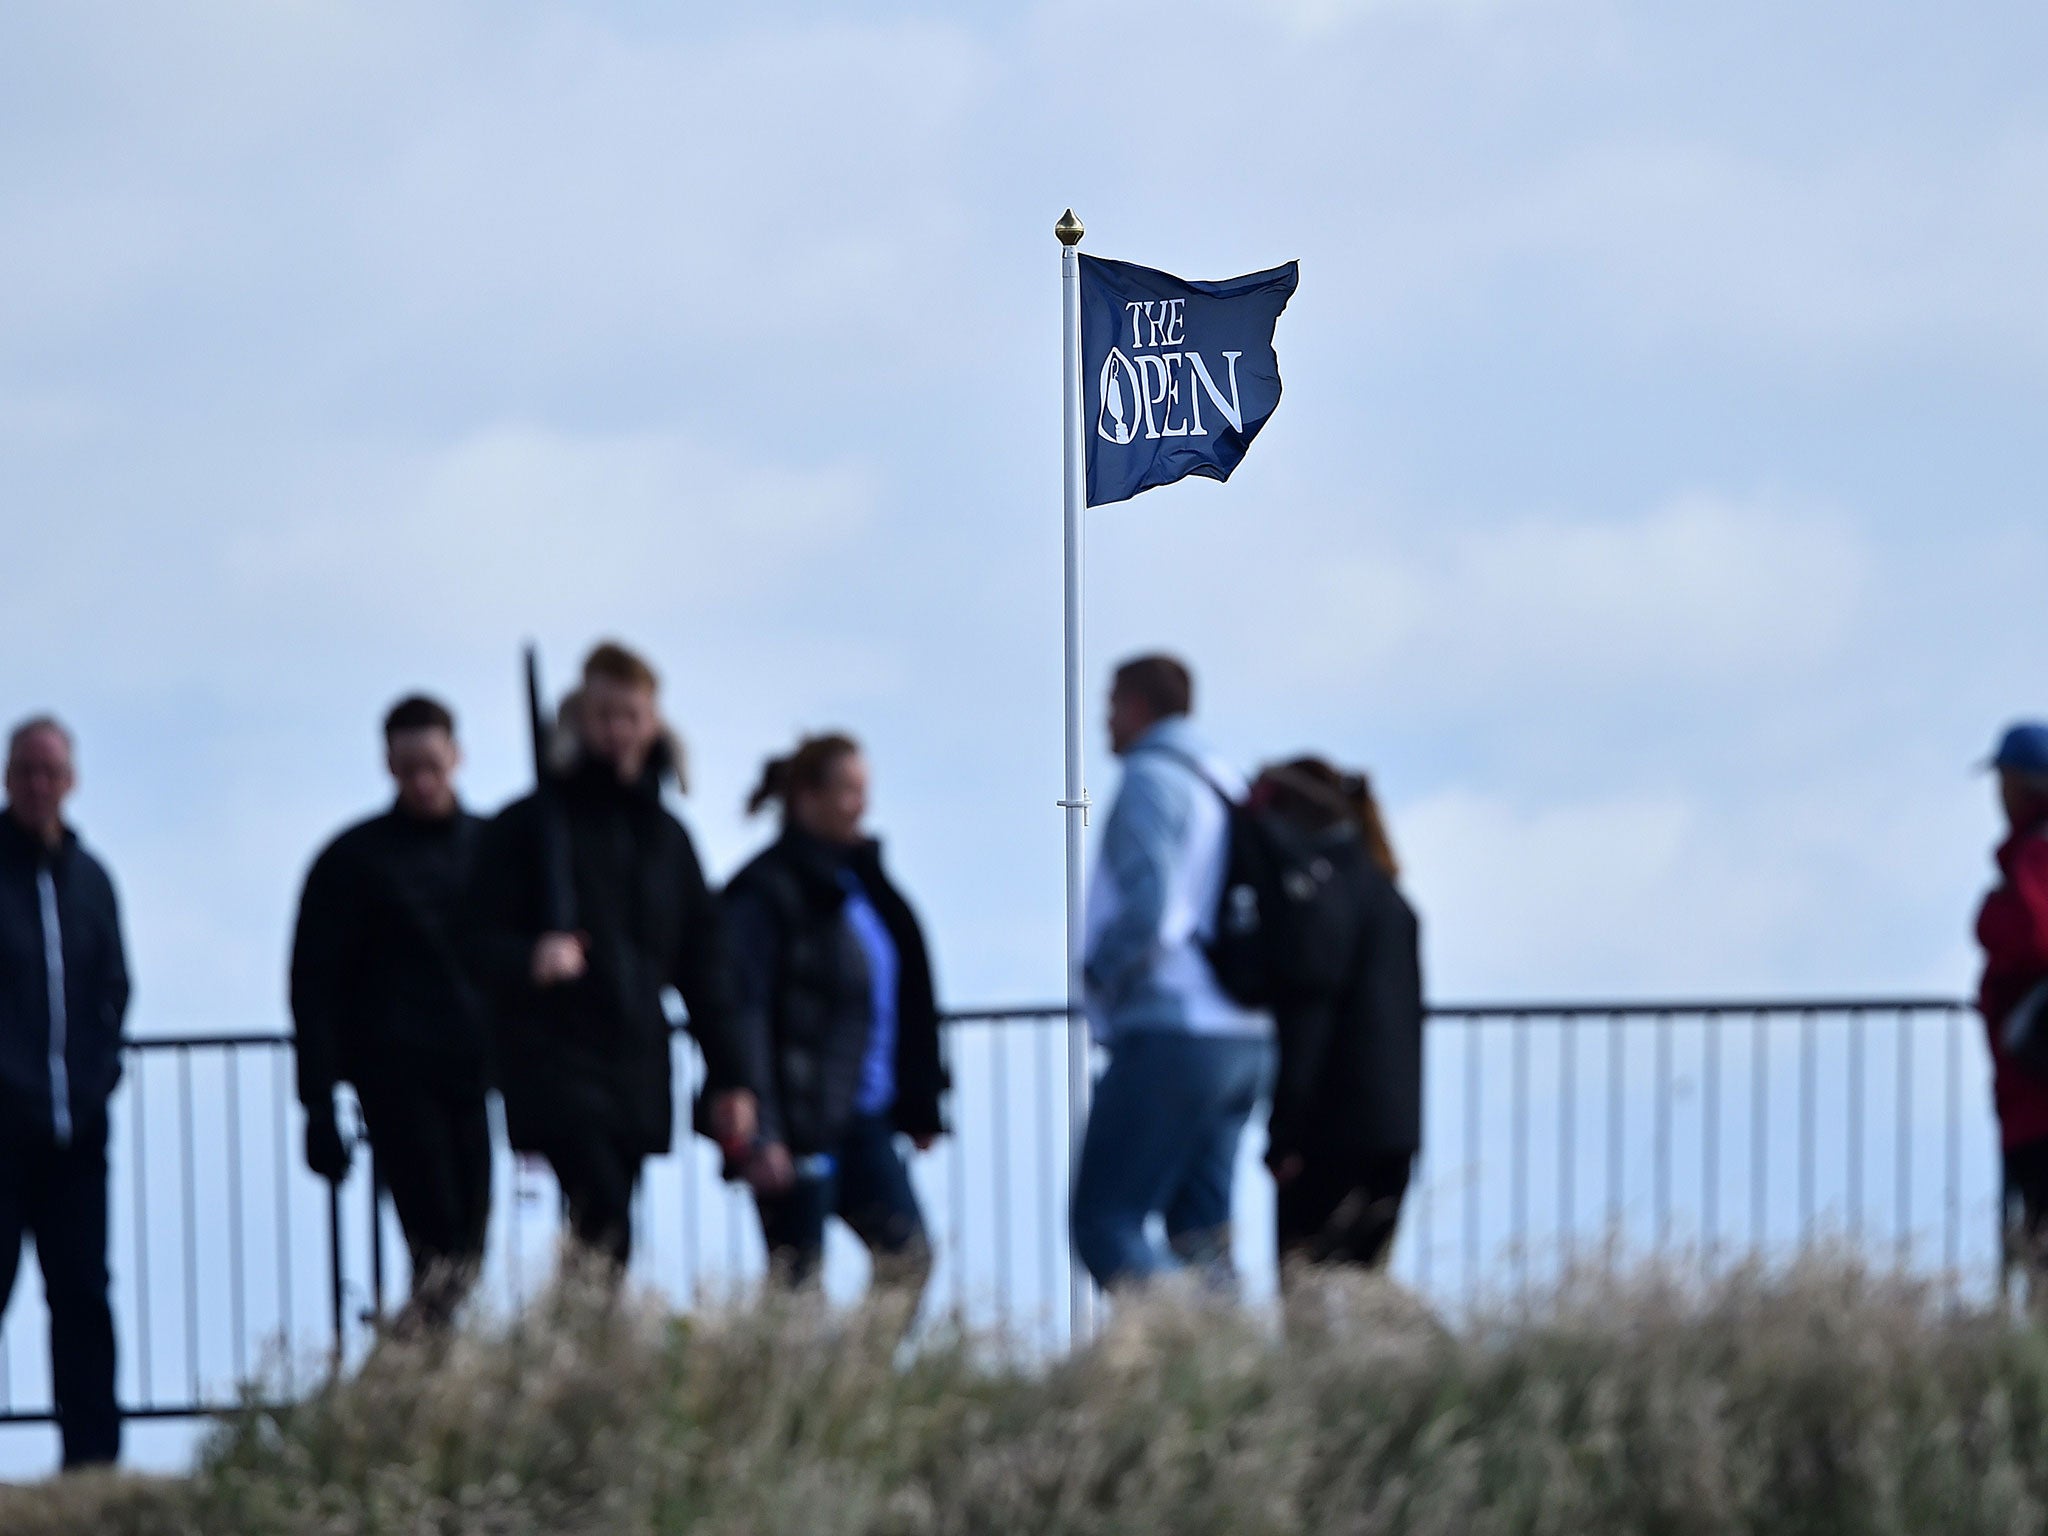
[1081,254,1297,508]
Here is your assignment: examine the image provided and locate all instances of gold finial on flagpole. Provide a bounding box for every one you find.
[1055,209,1084,246]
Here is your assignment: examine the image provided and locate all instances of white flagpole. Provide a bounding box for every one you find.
[1055,207,1091,1340]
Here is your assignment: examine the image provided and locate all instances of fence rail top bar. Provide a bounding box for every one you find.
[1423,996,1970,1020]
[121,996,1974,1053]
[942,998,1973,1025]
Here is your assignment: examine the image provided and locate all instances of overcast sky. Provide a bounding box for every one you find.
[7,0,2047,1030]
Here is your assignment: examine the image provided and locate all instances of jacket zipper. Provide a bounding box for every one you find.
[36,867,73,1147]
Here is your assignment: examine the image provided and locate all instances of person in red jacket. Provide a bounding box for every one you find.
[1976,721,2048,1273]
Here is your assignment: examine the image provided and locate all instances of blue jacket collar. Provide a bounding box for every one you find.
[1129,715,1204,759]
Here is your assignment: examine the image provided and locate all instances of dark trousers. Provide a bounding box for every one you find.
[1277,1152,1412,1276]
[537,1121,645,1269]
[2004,1136,2048,1272]
[355,1068,492,1326]
[0,1131,118,1468]
[756,1115,930,1302]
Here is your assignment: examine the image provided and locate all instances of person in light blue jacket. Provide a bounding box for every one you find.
[1071,656,1274,1290]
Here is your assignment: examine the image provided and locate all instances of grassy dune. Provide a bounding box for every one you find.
[6,1257,2048,1534]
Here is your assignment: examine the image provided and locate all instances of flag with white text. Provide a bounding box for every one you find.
[1080,255,1297,508]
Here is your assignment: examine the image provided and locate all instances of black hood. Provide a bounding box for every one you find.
[557,733,685,806]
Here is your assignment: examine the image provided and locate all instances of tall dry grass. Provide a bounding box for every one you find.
[7,1254,2048,1534]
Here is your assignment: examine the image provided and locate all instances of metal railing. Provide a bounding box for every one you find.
[1407,999,1993,1306]
[0,996,1999,1440]
[0,1030,339,1429]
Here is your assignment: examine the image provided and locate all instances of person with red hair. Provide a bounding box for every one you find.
[1254,758,1422,1276]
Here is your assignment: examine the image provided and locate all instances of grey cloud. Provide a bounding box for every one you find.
[4,0,2044,1039]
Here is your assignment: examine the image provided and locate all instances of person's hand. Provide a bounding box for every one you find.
[708,1089,757,1154]
[1267,1151,1304,1188]
[531,932,588,986]
[305,1105,352,1184]
[744,1141,795,1196]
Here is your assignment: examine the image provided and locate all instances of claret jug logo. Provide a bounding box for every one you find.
[1096,298,1247,446]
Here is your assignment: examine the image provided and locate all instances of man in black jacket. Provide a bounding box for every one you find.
[468,643,758,1268]
[291,695,491,1327]
[0,716,129,1468]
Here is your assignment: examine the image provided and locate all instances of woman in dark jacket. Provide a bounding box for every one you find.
[1255,757,1423,1275]
[726,733,945,1304]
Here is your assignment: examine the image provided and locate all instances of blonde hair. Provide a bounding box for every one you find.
[582,640,660,694]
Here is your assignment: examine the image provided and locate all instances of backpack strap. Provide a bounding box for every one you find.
[1141,744,1240,811]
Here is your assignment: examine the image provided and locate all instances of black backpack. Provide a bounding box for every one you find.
[1156,750,1356,1010]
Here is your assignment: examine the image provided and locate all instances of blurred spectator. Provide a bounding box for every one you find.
[727,733,946,1309]
[290,695,491,1329]
[1255,758,1422,1277]
[0,716,128,1467]
[1975,721,2048,1281]
[468,642,759,1269]
[1072,656,1273,1290]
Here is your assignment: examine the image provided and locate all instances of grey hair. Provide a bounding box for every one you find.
[7,715,75,769]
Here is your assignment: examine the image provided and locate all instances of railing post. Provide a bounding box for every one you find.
[328,1182,345,1368]
[368,1149,386,1324]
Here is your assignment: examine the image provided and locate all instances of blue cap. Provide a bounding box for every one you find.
[1986,722,2048,774]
